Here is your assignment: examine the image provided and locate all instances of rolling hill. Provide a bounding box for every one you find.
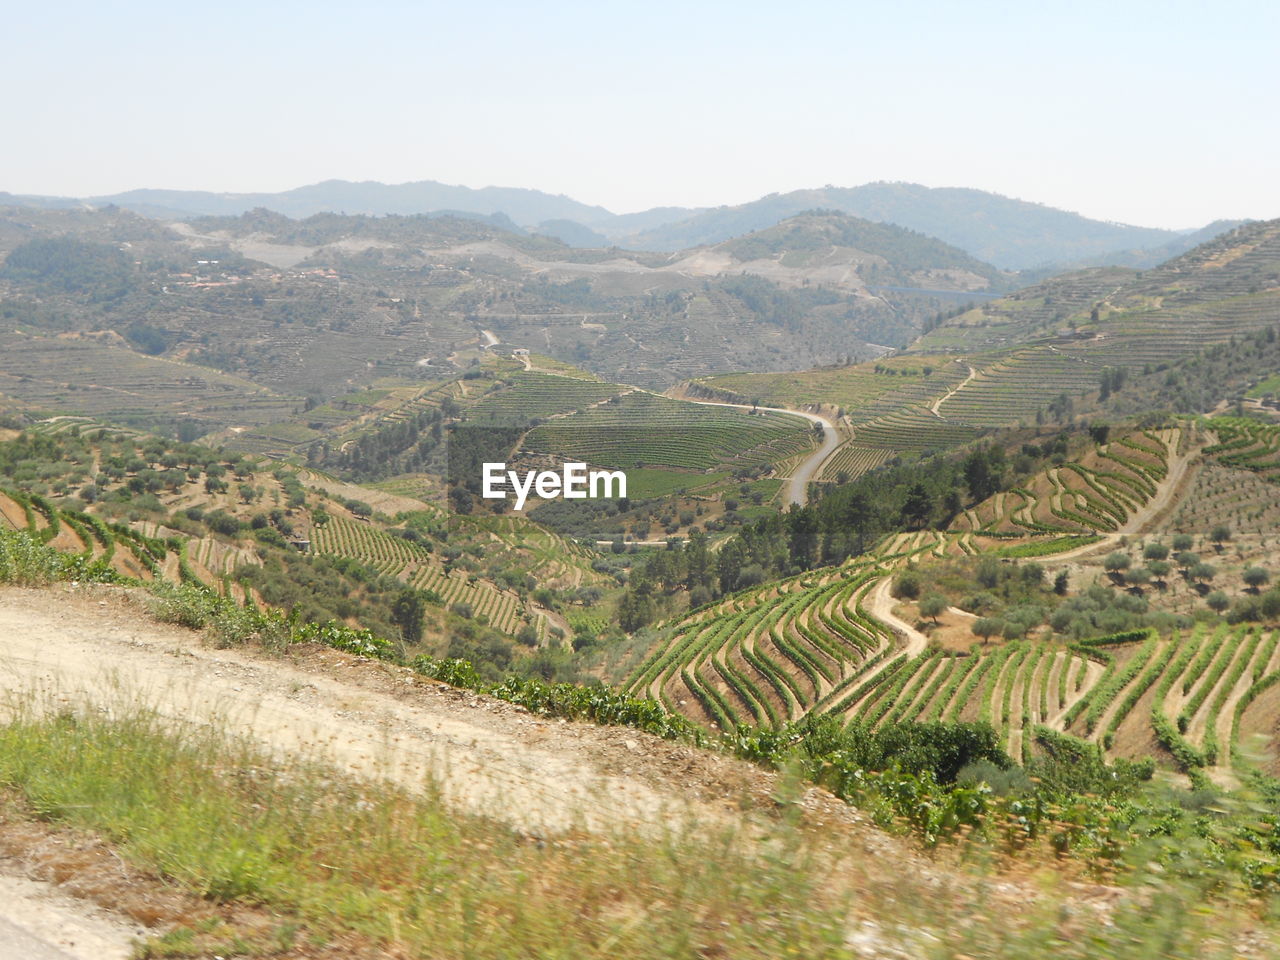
[0,205,1006,415]
[610,181,1198,270]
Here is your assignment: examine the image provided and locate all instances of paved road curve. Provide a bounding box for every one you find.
[683,400,839,507]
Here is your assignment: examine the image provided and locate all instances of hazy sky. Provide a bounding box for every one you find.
[5,0,1277,229]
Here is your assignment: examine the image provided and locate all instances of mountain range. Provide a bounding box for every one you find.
[1,179,1241,272]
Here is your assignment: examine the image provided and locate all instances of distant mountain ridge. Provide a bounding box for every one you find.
[0,179,621,231]
[0,178,1239,273]
[610,183,1192,270]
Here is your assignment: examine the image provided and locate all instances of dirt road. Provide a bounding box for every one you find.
[0,587,736,837]
[0,583,952,951]
[0,874,139,960]
[929,363,977,418]
[866,575,928,658]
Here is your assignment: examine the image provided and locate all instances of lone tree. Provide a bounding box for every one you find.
[1142,542,1169,562]
[390,589,426,643]
[1243,567,1270,593]
[1103,552,1131,580]
[1125,566,1152,591]
[919,593,947,624]
[1206,590,1230,613]
[972,617,1005,642]
[1211,525,1232,551]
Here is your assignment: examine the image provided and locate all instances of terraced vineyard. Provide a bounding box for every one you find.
[0,331,298,435]
[629,545,1280,779]
[308,516,531,636]
[0,469,539,638]
[465,370,626,423]
[934,347,1105,427]
[625,417,1280,780]
[626,562,896,728]
[690,356,970,415]
[449,513,610,590]
[955,428,1175,535]
[1204,417,1280,483]
[818,443,893,481]
[524,392,813,472]
[0,487,229,588]
[728,221,1280,484]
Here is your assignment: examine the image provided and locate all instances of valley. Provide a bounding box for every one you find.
[2,189,1280,960]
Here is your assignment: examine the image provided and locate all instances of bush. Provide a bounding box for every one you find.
[893,569,922,600]
[1142,542,1169,561]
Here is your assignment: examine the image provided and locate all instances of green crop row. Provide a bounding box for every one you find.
[927,655,979,722]
[1201,630,1263,764]
[1102,640,1170,744]
[1150,629,1207,771]
[1084,636,1157,735]
[1179,626,1248,728]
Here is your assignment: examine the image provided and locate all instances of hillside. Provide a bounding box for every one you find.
[0,205,990,412]
[6,278,1280,959]
[689,218,1280,489]
[613,182,1192,269]
[0,421,599,659]
[620,417,1280,785]
[695,209,1014,295]
[12,582,1222,960]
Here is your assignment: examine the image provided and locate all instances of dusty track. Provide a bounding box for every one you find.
[1124,430,1198,535]
[865,575,928,658]
[0,587,730,837]
[0,873,138,960]
[0,585,915,849]
[929,363,977,418]
[0,584,967,953]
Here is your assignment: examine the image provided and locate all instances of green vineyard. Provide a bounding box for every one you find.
[308,516,532,636]
[955,428,1175,535]
[1205,416,1280,482]
[524,392,813,472]
[629,547,1280,780]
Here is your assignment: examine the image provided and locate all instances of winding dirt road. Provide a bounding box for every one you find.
[865,575,929,658]
[929,363,977,418]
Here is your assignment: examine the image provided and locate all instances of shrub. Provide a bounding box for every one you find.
[894,569,922,600]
